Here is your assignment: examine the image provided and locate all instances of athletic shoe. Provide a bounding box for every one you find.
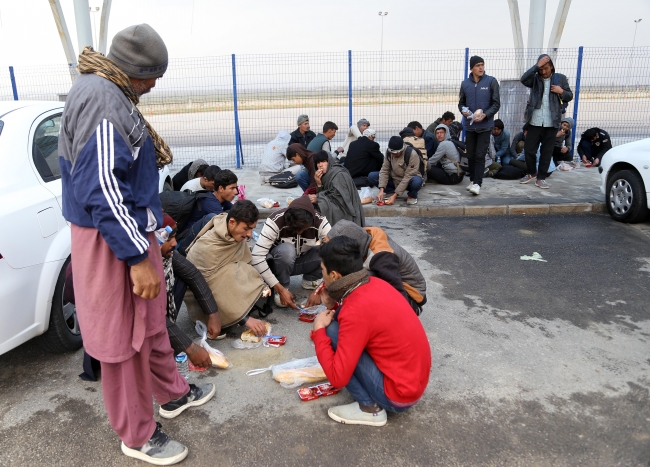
[273,293,287,308]
[121,422,188,465]
[406,197,418,205]
[520,174,536,184]
[159,383,215,419]
[214,333,227,340]
[535,179,549,189]
[301,278,323,290]
[469,184,480,195]
[466,180,474,191]
[328,402,387,427]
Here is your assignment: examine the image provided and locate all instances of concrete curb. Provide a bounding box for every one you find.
[256,202,607,220]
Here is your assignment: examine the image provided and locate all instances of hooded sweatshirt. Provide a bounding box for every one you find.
[427,124,461,175]
[250,196,331,288]
[260,130,291,174]
[554,116,574,151]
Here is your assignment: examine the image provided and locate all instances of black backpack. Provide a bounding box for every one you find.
[450,140,469,171]
[269,171,298,189]
[159,189,214,233]
[397,145,426,177]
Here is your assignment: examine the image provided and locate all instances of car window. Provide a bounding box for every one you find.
[32,114,62,183]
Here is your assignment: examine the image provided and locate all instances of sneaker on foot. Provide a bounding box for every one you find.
[466,180,474,191]
[159,383,215,419]
[535,179,549,189]
[327,402,387,427]
[469,183,480,195]
[406,197,418,205]
[520,174,536,184]
[121,422,188,465]
[273,293,287,308]
[301,278,323,290]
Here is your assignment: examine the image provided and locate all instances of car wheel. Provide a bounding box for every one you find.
[606,169,649,223]
[38,257,83,353]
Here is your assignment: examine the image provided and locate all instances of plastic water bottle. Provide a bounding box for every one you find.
[252,231,260,242]
[573,153,580,168]
[175,352,189,380]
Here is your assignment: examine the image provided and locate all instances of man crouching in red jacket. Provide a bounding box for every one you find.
[311,236,431,426]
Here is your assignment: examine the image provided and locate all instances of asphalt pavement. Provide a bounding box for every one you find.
[1,214,649,466]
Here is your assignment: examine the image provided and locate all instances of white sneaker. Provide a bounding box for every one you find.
[301,278,323,290]
[273,293,287,308]
[328,402,387,427]
[406,197,418,205]
[466,180,474,191]
[469,184,480,195]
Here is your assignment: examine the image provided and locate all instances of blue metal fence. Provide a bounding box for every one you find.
[2,47,649,171]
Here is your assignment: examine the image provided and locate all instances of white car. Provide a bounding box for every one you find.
[0,101,173,356]
[599,138,650,223]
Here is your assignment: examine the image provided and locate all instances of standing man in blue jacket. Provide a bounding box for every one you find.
[519,54,573,189]
[59,24,213,465]
[458,56,501,196]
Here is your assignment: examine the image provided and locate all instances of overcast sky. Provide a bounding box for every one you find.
[0,0,648,67]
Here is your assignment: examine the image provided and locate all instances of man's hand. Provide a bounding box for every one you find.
[384,193,398,205]
[593,158,600,166]
[246,316,268,336]
[187,344,212,369]
[308,194,318,204]
[313,309,335,331]
[273,284,298,309]
[336,146,344,153]
[473,112,486,122]
[561,147,568,154]
[130,257,161,299]
[314,169,323,186]
[550,84,564,95]
[206,313,222,339]
[462,109,473,117]
[556,129,566,138]
[320,287,337,310]
[376,188,384,204]
[304,289,322,308]
[537,55,550,68]
[581,156,589,163]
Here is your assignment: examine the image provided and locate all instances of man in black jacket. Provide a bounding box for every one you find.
[519,54,573,189]
[577,128,611,167]
[289,114,316,148]
[343,128,384,187]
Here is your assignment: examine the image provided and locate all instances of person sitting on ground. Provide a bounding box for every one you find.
[311,236,431,427]
[339,118,370,160]
[172,159,207,191]
[327,220,427,314]
[259,130,301,182]
[184,200,270,337]
[577,127,611,167]
[287,143,317,192]
[310,150,365,227]
[369,136,424,206]
[251,196,331,309]
[509,146,556,177]
[492,119,511,165]
[180,163,219,192]
[289,114,316,148]
[407,121,437,157]
[552,117,574,165]
[343,128,384,187]
[177,168,239,254]
[426,124,465,186]
[510,124,528,160]
[426,111,455,135]
[307,121,344,157]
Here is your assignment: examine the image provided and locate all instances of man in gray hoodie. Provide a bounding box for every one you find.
[426,124,465,185]
[552,116,574,164]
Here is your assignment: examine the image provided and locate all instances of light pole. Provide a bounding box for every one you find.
[378,12,387,102]
[632,19,642,47]
[627,19,642,88]
[89,6,100,49]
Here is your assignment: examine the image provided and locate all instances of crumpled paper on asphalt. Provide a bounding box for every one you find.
[520,252,547,262]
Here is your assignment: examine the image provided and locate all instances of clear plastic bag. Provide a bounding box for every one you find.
[195,321,232,369]
[231,323,272,350]
[359,187,373,204]
[556,162,574,171]
[299,304,327,315]
[256,197,277,209]
[246,356,327,388]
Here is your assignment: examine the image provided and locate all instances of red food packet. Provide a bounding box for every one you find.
[298,387,319,401]
[299,312,316,323]
[273,202,280,207]
[267,336,287,346]
[297,383,340,401]
[188,361,207,372]
[376,201,385,206]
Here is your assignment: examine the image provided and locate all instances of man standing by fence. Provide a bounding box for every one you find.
[458,56,500,196]
[519,54,573,189]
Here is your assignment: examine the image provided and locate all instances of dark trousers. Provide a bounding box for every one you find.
[579,140,606,167]
[427,164,464,185]
[524,125,556,180]
[552,146,573,165]
[177,213,217,255]
[268,243,322,288]
[465,130,491,186]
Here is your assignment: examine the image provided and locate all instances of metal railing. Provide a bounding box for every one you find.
[2,47,649,172]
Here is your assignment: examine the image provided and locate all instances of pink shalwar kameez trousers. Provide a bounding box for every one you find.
[58,70,189,448]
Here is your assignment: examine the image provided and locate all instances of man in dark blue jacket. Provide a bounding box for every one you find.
[458,56,500,196]
[407,121,438,156]
[519,54,573,189]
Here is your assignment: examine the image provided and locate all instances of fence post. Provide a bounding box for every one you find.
[9,66,18,100]
[348,50,353,128]
[231,54,242,169]
[571,46,583,152]
[462,48,469,141]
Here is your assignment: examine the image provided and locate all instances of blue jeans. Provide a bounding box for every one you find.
[326,321,410,413]
[367,172,423,199]
[295,168,310,191]
[500,154,513,166]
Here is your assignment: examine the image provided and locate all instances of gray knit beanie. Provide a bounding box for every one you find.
[327,220,372,256]
[107,24,168,79]
[297,114,309,126]
[188,158,208,179]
